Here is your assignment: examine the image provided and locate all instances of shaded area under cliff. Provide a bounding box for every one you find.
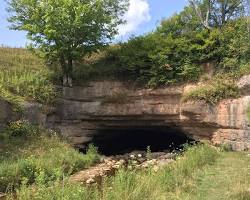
[88,127,193,155]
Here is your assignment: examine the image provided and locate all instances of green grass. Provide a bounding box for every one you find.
[181,152,250,200]
[0,121,100,193]
[3,128,249,200]
[0,47,57,107]
[9,145,250,200]
[182,63,250,104]
[9,144,221,200]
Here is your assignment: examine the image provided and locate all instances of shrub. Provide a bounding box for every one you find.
[6,120,38,138]
[178,59,202,82]
[219,143,233,152]
[247,105,250,122]
[182,78,240,104]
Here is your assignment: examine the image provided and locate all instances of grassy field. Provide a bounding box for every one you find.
[185,152,250,200]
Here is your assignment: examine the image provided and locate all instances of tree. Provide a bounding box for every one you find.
[7,0,128,86]
[189,0,246,28]
[188,0,214,29]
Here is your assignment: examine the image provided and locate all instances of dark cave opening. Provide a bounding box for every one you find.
[88,127,194,156]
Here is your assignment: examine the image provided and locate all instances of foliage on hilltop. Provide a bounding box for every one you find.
[7,0,129,86]
[96,13,250,88]
[3,1,250,104]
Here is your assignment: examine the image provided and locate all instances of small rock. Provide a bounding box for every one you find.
[0,193,6,198]
[113,164,120,169]
[99,172,104,176]
[131,160,138,165]
[137,158,146,163]
[86,178,95,184]
[116,159,125,165]
[147,159,157,165]
[150,152,165,159]
[157,159,174,167]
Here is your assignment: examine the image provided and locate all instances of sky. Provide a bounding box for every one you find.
[0,0,188,47]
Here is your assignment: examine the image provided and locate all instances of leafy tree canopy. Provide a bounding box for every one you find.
[7,0,128,86]
[189,0,246,28]
[96,0,250,87]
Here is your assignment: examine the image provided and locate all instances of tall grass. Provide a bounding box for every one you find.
[0,121,99,193]
[0,47,44,69]
[0,67,56,104]
[10,144,219,200]
[0,47,56,106]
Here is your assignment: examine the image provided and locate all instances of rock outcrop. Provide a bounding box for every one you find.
[0,100,53,131]
[48,79,250,151]
[1,76,250,151]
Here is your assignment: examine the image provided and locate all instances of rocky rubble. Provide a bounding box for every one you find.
[0,192,6,200]
[69,151,177,185]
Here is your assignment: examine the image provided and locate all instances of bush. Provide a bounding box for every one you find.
[219,143,233,152]
[247,105,250,122]
[182,77,240,104]
[6,120,38,138]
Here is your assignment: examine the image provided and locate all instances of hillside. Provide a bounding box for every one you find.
[1,0,250,199]
[0,47,56,108]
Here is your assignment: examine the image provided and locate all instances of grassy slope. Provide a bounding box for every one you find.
[0,47,56,106]
[184,152,250,200]
[0,122,100,193]
[0,47,43,69]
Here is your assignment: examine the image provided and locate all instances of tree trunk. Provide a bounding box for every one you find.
[67,57,73,87]
[60,55,73,87]
[221,2,226,26]
[60,55,68,86]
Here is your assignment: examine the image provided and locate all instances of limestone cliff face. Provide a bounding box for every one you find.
[181,97,250,150]
[49,78,250,151]
[1,76,250,151]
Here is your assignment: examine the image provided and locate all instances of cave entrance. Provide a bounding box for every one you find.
[89,127,193,156]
